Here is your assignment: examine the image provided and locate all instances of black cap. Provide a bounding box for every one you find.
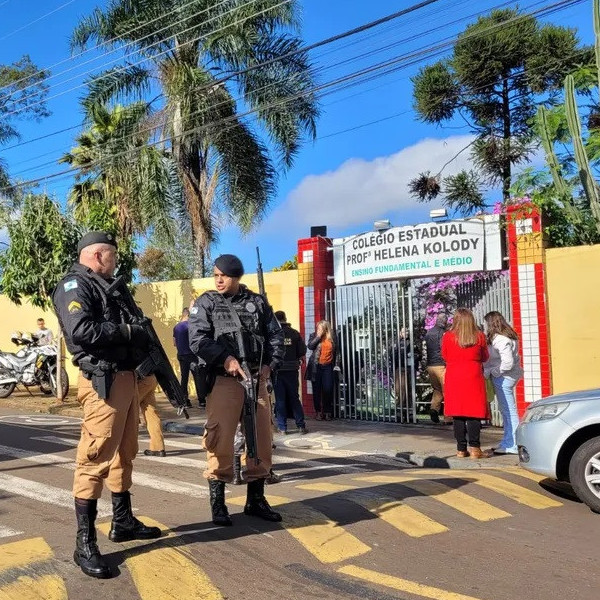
[77,231,117,254]
[274,310,287,324]
[214,254,244,278]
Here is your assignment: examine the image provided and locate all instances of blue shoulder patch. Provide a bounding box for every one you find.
[64,280,78,292]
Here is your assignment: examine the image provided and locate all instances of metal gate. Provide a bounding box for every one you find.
[326,272,512,426]
[325,282,417,423]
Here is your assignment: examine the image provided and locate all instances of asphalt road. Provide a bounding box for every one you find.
[0,406,597,600]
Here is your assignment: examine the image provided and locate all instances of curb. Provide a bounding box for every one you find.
[399,452,519,470]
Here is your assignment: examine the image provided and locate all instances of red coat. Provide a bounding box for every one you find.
[441,331,489,418]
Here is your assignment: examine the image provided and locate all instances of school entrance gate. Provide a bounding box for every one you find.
[298,208,548,425]
[325,273,512,424]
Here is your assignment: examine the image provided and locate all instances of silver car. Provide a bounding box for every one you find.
[516,388,600,513]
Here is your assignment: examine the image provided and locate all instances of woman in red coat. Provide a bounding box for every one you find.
[442,308,490,459]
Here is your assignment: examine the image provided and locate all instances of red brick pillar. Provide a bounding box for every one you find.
[506,204,552,416]
[297,236,334,416]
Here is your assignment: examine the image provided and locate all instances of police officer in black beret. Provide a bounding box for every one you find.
[188,254,285,526]
[53,232,161,579]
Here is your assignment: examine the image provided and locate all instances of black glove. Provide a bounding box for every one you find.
[119,324,151,347]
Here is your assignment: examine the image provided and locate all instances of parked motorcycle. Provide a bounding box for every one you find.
[0,332,69,398]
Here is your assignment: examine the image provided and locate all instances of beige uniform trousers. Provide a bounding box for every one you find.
[203,375,272,482]
[138,375,164,452]
[427,365,446,413]
[73,371,139,499]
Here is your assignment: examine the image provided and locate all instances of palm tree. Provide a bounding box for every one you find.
[61,101,178,241]
[71,0,318,270]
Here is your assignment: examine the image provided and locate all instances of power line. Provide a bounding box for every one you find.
[0,0,77,42]
[0,0,241,103]
[1,0,276,115]
[1,0,588,188]
[0,0,233,96]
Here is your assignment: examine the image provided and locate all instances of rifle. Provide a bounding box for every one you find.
[104,276,189,419]
[219,294,260,463]
[255,247,274,395]
[256,247,266,299]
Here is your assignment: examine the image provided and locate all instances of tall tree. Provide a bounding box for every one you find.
[410,8,588,211]
[0,194,79,400]
[71,0,319,271]
[61,102,181,280]
[0,56,49,194]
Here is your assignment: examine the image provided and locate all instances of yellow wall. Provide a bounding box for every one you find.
[546,245,600,393]
[0,270,299,386]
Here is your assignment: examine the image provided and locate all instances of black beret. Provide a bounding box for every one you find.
[214,254,244,278]
[77,231,118,254]
[274,310,287,323]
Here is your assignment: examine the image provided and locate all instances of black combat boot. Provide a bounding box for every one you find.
[108,491,162,542]
[244,479,282,522]
[209,480,232,526]
[74,499,111,579]
[232,455,243,485]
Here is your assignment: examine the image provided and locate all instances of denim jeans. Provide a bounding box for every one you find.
[492,375,519,453]
[312,363,334,415]
[274,370,305,431]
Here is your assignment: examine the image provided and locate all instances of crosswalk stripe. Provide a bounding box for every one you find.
[338,565,485,600]
[0,526,23,539]
[97,518,223,600]
[357,476,511,522]
[32,436,207,470]
[0,575,68,600]
[296,483,357,493]
[30,435,370,477]
[295,481,450,537]
[497,467,548,483]
[355,472,562,509]
[228,495,371,564]
[0,474,112,517]
[0,538,53,572]
[0,443,210,499]
[356,496,448,537]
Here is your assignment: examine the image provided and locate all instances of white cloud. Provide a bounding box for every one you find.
[271,135,476,230]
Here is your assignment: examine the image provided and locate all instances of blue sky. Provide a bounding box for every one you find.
[0,0,594,270]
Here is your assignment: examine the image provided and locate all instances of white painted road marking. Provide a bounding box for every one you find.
[0,473,112,517]
[0,443,210,498]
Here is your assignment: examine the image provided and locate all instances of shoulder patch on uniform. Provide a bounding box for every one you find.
[64,280,78,292]
[68,301,82,313]
[190,306,198,315]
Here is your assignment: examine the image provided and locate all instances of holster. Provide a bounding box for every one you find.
[79,359,115,400]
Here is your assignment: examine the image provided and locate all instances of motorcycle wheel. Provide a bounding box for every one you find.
[0,382,16,398]
[39,379,53,395]
[50,367,69,398]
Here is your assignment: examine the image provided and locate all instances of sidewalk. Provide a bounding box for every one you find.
[0,390,517,470]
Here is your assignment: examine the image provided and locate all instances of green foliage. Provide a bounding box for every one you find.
[272,255,298,271]
[0,56,49,194]
[510,169,600,247]
[71,0,319,260]
[137,225,198,282]
[411,8,587,209]
[0,194,79,308]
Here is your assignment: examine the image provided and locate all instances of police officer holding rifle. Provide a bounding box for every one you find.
[189,254,284,526]
[53,231,187,579]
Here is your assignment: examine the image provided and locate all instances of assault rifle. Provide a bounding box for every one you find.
[104,276,189,419]
[234,325,260,464]
[256,247,274,395]
[256,247,266,299]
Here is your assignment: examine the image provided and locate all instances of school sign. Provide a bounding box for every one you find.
[332,214,503,285]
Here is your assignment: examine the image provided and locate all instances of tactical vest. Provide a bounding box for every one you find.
[209,291,265,368]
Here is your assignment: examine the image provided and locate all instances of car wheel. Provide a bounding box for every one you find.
[568,436,600,513]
